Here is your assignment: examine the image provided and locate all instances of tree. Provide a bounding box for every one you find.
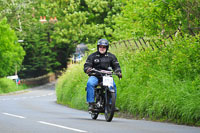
[113,0,200,40]
[0,18,25,77]
[0,0,123,78]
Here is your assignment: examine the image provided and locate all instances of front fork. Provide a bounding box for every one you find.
[105,86,115,105]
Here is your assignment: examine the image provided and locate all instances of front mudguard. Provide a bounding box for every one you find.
[108,86,115,93]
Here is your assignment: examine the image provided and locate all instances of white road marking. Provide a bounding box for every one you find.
[0,92,55,101]
[38,121,87,133]
[2,113,26,119]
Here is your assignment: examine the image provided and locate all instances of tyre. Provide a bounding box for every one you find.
[104,89,116,122]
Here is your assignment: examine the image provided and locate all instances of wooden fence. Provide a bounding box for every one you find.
[110,27,199,51]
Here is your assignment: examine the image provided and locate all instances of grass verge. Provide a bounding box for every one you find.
[56,36,200,126]
[0,78,28,94]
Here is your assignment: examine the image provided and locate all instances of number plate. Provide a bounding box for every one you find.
[103,76,113,87]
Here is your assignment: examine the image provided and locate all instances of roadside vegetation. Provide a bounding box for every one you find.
[56,0,200,126]
[0,18,25,77]
[0,0,123,78]
[113,36,200,126]
[56,35,200,126]
[0,78,28,94]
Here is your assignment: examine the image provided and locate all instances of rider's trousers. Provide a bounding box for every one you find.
[86,76,117,103]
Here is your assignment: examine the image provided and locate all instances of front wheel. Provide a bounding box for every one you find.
[105,90,116,122]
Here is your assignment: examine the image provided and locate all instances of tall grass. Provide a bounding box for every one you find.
[113,36,200,125]
[56,35,200,126]
[56,63,88,110]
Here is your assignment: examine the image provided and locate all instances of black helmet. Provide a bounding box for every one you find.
[97,39,109,47]
[97,39,109,52]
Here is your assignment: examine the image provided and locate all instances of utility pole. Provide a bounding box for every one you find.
[17,14,23,32]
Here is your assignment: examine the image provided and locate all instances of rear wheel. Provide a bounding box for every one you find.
[105,89,116,122]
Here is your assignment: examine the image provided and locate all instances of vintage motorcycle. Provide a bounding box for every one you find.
[88,68,119,122]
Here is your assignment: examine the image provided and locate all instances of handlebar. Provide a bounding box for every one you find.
[88,68,121,80]
[91,68,117,76]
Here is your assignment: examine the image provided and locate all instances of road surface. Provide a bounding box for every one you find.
[0,82,199,133]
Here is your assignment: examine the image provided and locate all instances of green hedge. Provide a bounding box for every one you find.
[0,78,27,94]
[56,35,200,126]
[56,63,88,110]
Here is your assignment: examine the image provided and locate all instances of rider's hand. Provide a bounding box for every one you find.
[86,67,92,74]
[117,73,122,79]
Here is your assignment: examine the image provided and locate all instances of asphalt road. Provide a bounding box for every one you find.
[0,82,199,133]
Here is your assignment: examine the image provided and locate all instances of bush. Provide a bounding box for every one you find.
[0,78,27,94]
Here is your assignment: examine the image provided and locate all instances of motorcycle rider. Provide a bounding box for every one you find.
[84,39,122,111]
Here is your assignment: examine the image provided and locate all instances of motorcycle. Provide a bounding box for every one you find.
[88,68,119,122]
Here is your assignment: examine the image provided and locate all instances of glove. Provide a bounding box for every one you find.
[117,72,122,79]
[86,67,92,74]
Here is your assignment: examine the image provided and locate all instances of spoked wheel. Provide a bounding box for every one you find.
[105,90,116,122]
[91,112,99,120]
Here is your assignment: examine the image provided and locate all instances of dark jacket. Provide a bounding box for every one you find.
[84,51,121,74]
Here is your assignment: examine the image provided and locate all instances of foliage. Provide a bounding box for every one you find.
[0,78,27,94]
[18,20,61,78]
[0,0,123,78]
[56,62,88,110]
[114,35,200,125]
[113,0,200,40]
[56,35,200,126]
[0,18,25,77]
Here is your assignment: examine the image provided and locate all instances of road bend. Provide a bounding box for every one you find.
[0,82,199,133]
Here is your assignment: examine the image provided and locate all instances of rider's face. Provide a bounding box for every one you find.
[99,45,107,54]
